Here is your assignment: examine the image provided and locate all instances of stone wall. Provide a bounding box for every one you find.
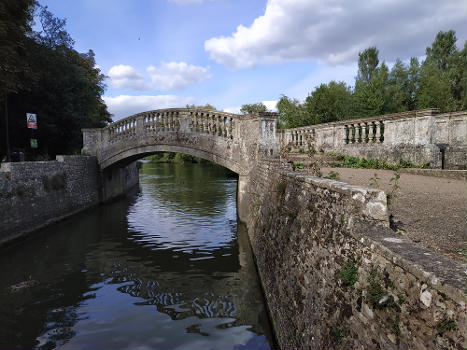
[244,160,467,349]
[0,156,100,245]
[0,156,138,245]
[280,109,467,169]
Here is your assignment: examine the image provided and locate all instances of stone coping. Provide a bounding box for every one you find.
[279,109,467,133]
[398,168,467,180]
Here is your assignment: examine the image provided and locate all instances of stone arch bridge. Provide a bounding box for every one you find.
[82,108,279,221]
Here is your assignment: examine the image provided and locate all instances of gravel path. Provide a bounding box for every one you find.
[321,167,467,264]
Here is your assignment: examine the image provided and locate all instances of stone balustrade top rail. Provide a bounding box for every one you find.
[279,108,441,133]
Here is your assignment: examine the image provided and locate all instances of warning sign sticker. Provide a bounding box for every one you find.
[27,113,37,129]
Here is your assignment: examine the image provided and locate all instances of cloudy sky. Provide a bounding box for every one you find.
[39,0,466,120]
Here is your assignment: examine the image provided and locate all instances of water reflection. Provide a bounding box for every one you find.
[0,162,273,349]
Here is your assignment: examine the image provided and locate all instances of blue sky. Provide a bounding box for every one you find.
[38,0,466,120]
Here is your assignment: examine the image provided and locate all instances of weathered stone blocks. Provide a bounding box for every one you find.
[245,160,467,349]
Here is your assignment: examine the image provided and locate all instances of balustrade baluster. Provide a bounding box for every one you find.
[378,121,384,142]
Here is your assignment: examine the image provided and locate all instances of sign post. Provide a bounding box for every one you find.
[26,113,38,157]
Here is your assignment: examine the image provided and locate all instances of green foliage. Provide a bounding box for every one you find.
[185,103,217,110]
[329,154,427,170]
[293,162,305,170]
[239,102,269,115]
[366,269,396,309]
[303,81,353,123]
[277,95,310,129]
[324,171,340,180]
[366,269,385,308]
[0,0,35,96]
[337,261,358,288]
[146,152,207,164]
[387,172,401,206]
[357,47,380,83]
[0,1,111,159]
[330,327,349,346]
[436,317,457,334]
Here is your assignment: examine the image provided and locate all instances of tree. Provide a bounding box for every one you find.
[357,47,380,83]
[0,0,35,97]
[277,95,309,128]
[426,30,457,71]
[416,60,455,112]
[416,30,466,112]
[406,57,420,110]
[354,60,391,117]
[185,103,217,110]
[303,81,353,124]
[387,59,409,113]
[239,102,269,114]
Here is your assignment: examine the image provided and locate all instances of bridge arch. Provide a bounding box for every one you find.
[101,144,246,175]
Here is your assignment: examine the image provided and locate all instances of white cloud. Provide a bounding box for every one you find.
[262,100,278,112]
[103,95,195,121]
[205,0,467,69]
[108,65,150,90]
[147,62,211,90]
[107,62,211,91]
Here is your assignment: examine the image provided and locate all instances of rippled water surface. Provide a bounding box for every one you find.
[0,162,274,349]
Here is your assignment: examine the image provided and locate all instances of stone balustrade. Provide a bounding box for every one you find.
[104,108,241,145]
[279,109,467,169]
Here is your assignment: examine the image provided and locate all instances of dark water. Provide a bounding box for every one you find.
[0,162,274,349]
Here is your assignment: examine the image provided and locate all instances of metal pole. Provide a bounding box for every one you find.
[4,95,11,162]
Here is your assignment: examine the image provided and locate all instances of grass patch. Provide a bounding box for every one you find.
[293,162,305,170]
[328,154,430,170]
[337,261,358,288]
[437,317,457,334]
[366,269,396,309]
[324,170,340,180]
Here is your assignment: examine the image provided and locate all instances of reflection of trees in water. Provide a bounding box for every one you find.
[138,162,237,218]
[109,263,239,323]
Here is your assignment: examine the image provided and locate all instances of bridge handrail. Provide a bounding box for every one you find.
[92,108,279,145]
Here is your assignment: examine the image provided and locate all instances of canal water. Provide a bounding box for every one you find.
[0,161,274,349]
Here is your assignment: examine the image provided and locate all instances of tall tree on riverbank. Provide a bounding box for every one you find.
[0,2,110,159]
